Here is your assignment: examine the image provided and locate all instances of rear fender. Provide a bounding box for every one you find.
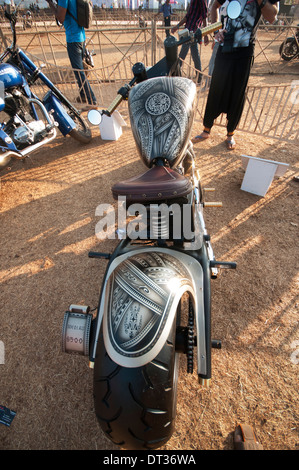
[91,247,207,374]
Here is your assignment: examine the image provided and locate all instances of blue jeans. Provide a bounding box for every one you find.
[179,42,202,82]
[67,42,97,105]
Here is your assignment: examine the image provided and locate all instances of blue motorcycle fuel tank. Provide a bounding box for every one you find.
[0,63,24,89]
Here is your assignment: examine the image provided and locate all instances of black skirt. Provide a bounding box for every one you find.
[203,44,255,133]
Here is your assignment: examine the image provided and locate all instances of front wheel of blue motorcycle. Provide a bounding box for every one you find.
[93,315,179,450]
[67,109,92,144]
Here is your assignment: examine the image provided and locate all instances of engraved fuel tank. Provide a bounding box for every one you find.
[128,76,197,168]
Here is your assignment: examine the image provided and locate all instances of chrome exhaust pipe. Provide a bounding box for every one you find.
[29,98,56,128]
[0,97,58,163]
[0,126,57,162]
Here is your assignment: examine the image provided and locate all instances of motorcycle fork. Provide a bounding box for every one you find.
[18,49,79,114]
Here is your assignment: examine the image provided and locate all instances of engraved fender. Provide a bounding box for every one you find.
[92,247,207,374]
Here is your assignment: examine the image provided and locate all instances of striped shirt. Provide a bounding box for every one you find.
[185,0,208,31]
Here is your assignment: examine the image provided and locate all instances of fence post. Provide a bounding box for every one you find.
[151,20,157,66]
[0,27,8,49]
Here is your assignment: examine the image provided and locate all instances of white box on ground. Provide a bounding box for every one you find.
[240,155,289,197]
[99,111,127,141]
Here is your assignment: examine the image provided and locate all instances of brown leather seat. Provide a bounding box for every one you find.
[112,166,192,203]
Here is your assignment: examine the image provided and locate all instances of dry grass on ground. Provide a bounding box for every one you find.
[0,25,298,451]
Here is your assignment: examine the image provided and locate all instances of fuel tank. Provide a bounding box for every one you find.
[128,76,197,168]
[0,63,23,89]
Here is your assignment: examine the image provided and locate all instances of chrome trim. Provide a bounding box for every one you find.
[0,97,57,161]
[0,126,57,161]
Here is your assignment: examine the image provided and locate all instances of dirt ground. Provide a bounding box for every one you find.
[0,26,298,453]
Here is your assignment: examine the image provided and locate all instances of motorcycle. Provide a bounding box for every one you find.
[61,21,237,450]
[0,4,91,170]
[279,24,299,61]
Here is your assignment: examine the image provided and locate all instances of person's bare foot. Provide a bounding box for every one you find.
[191,131,210,144]
[226,135,236,150]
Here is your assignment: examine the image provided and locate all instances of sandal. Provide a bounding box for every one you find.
[234,424,263,450]
[191,129,210,144]
[226,135,236,150]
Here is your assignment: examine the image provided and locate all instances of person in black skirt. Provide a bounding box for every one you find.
[192,0,278,150]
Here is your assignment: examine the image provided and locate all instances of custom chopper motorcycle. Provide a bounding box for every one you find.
[0,3,91,170]
[61,21,237,450]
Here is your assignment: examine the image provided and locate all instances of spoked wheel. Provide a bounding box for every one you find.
[279,38,299,61]
[93,314,180,450]
[63,103,92,144]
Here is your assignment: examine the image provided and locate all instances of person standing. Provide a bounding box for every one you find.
[171,0,209,84]
[192,0,278,149]
[155,0,176,37]
[46,0,97,107]
[207,0,228,77]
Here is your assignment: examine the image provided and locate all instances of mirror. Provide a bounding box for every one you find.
[88,109,102,125]
[5,0,15,13]
[227,1,242,19]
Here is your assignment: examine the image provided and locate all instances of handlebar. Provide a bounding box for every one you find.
[106,94,125,116]
[103,21,222,117]
[177,21,222,46]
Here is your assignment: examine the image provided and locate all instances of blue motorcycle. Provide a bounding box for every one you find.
[0,5,91,170]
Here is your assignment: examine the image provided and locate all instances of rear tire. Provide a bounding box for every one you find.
[93,315,179,450]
